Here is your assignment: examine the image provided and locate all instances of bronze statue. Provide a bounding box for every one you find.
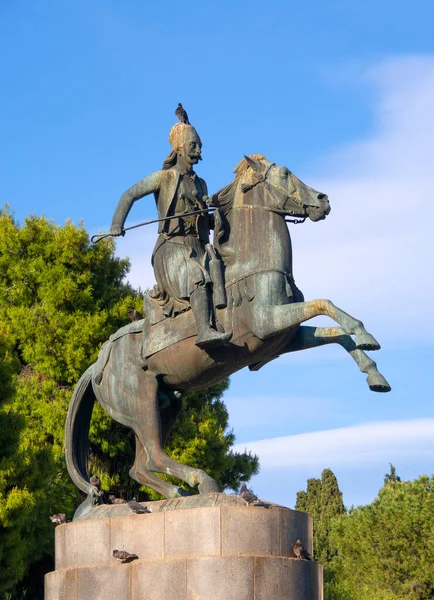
[66,110,391,519]
[109,121,232,349]
[66,124,390,518]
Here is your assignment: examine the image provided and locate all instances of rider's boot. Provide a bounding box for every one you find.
[190,286,232,349]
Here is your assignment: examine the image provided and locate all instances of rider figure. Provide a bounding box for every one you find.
[109,121,232,349]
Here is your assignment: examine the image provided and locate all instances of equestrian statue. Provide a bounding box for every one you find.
[65,107,391,519]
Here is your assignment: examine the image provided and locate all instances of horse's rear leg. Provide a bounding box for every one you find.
[285,325,391,392]
[140,429,221,495]
[133,373,220,496]
[253,299,381,350]
[130,437,191,498]
[130,390,184,495]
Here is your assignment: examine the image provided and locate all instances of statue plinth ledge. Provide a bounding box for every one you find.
[45,493,323,599]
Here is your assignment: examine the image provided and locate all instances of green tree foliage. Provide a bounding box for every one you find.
[0,210,136,596]
[329,475,434,600]
[296,467,434,600]
[0,210,258,597]
[384,462,401,484]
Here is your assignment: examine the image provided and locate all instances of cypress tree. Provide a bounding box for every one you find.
[295,469,345,562]
[384,462,401,485]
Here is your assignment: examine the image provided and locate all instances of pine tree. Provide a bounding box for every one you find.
[0,210,135,596]
[0,210,258,597]
[329,475,434,600]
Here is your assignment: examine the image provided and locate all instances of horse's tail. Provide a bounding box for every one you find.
[65,365,103,518]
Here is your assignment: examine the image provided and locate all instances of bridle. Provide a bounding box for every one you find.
[240,162,306,225]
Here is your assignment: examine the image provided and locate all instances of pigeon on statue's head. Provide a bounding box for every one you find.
[175,103,190,125]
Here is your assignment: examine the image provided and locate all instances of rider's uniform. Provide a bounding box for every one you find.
[110,126,213,317]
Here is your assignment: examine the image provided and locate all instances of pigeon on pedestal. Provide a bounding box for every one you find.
[113,549,139,563]
[239,483,259,504]
[49,513,66,525]
[127,498,152,514]
[293,539,312,560]
[108,494,127,504]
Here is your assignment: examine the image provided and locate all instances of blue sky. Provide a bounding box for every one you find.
[1,1,433,509]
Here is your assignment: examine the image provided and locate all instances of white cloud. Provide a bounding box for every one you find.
[233,418,434,469]
[292,56,434,343]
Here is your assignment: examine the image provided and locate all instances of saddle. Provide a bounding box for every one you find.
[142,293,196,359]
[93,303,196,386]
[94,320,145,385]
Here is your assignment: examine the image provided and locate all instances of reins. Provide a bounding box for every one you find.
[233,204,306,225]
[240,162,307,225]
[91,207,215,243]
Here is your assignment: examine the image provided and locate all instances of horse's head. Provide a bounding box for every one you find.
[234,154,331,222]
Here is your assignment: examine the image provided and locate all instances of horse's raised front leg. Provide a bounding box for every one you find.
[251,299,380,350]
[284,326,391,392]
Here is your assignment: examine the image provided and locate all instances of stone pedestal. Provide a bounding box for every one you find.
[45,494,323,599]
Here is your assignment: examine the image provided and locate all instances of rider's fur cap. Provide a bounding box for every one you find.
[169,123,202,152]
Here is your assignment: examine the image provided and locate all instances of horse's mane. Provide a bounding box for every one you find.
[211,154,267,261]
[211,154,267,214]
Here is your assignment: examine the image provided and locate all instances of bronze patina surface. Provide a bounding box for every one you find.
[65,112,390,520]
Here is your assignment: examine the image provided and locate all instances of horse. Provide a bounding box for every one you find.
[65,154,391,518]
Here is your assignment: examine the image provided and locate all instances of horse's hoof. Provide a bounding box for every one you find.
[198,478,221,494]
[367,372,391,393]
[356,333,381,351]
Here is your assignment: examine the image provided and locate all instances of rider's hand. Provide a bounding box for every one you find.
[109,224,125,237]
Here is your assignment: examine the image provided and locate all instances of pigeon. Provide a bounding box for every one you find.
[108,494,127,504]
[293,539,312,560]
[127,498,152,514]
[128,307,143,322]
[49,513,66,525]
[90,475,101,489]
[239,483,260,505]
[175,103,190,125]
[113,549,139,564]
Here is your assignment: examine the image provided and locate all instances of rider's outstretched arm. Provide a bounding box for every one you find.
[110,171,161,235]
